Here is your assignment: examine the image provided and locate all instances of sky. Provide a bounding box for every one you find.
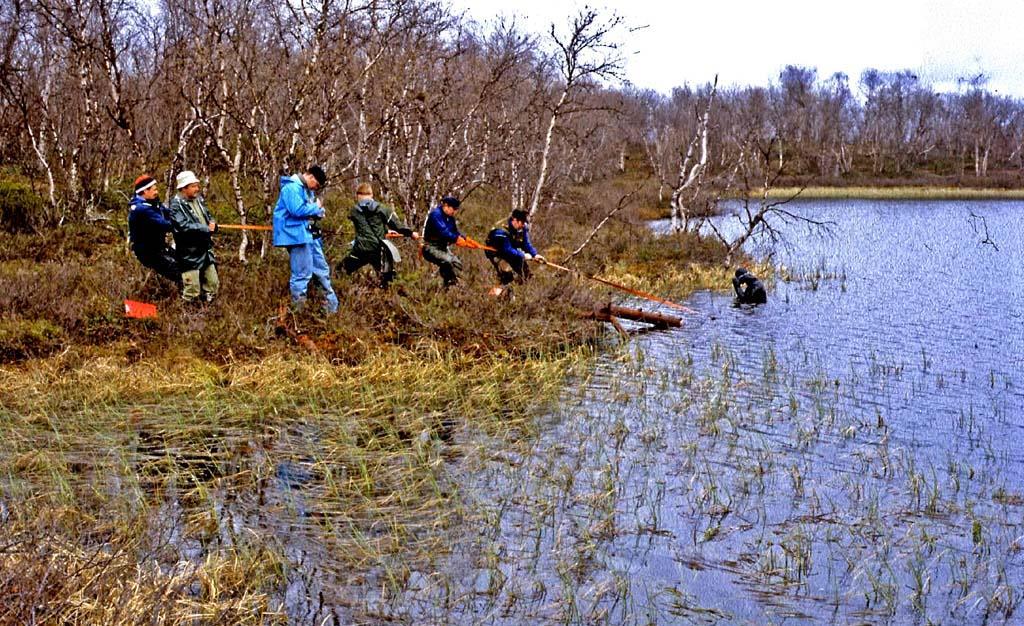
[449,0,1024,97]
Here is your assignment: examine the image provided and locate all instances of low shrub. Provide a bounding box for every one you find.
[0,318,65,362]
[0,181,47,234]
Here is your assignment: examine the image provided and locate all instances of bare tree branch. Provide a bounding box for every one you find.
[562,186,639,263]
[968,211,999,251]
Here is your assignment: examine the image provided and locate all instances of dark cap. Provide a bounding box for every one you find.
[307,165,327,188]
[441,196,460,209]
[735,267,749,278]
[510,209,529,223]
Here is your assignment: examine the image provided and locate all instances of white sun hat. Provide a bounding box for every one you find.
[175,170,200,189]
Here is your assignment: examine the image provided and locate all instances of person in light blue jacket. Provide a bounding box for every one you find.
[272,165,339,313]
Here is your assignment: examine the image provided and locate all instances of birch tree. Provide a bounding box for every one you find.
[527,8,624,221]
[704,130,828,266]
[667,77,716,232]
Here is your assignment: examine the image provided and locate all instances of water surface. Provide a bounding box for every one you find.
[383,199,1024,624]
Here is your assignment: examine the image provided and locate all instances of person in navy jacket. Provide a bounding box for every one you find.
[127,174,180,286]
[421,196,464,288]
[272,165,339,313]
[484,209,544,284]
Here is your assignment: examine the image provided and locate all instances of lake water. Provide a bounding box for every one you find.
[377,199,1024,624]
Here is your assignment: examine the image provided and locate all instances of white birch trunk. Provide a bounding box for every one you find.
[528,88,568,221]
[669,78,716,233]
[27,124,56,209]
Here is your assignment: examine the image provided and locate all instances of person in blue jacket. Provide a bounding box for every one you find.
[421,196,464,288]
[272,165,339,313]
[484,209,544,285]
[127,174,180,286]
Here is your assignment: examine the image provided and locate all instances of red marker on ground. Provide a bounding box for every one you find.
[124,299,158,319]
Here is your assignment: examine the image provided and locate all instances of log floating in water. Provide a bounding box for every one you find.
[580,302,682,336]
[603,304,682,327]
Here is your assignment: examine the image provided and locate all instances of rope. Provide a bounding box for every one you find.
[540,260,696,313]
[455,236,496,252]
[217,224,273,231]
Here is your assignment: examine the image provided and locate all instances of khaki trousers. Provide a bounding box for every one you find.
[181,263,219,302]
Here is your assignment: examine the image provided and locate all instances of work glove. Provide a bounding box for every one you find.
[522,253,533,261]
[533,254,546,263]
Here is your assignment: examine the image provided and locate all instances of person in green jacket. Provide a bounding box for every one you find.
[168,170,219,303]
[339,182,418,288]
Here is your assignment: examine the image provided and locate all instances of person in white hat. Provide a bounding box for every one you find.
[168,170,219,304]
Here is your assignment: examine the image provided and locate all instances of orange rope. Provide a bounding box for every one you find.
[455,236,496,252]
[540,260,696,313]
[217,224,273,231]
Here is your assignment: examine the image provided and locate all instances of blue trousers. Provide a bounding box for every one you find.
[287,239,339,313]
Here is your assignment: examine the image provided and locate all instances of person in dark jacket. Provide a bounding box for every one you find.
[127,174,180,286]
[421,196,464,288]
[485,209,544,285]
[168,170,219,303]
[733,267,767,305]
[339,182,418,288]
[272,165,338,313]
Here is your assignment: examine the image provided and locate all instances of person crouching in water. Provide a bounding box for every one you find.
[272,165,339,314]
[339,182,418,288]
[733,267,767,305]
[168,170,219,304]
[485,209,545,285]
[421,196,464,288]
[128,173,180,288]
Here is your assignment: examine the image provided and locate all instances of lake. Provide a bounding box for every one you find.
[374,199,1024,624]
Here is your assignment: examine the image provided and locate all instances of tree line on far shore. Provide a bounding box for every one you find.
[2,0,1022,241]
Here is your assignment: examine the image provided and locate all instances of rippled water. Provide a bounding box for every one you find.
[379,200,1024,624]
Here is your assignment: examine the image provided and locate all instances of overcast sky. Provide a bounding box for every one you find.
[450,0,1024,97]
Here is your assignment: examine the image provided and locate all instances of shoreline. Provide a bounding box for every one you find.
[758,186,1024,200]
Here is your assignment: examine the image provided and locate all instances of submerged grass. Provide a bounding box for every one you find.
[394,332,1024,623]
[0,346,587,624]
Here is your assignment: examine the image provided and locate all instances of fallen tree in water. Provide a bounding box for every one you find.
[581,302,682,338]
